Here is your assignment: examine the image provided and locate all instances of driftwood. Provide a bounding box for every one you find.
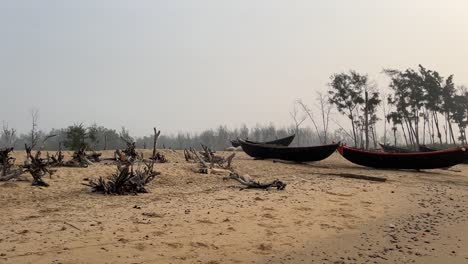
[86,151,102,162]
[84,154,159,195]
[314,172,387,182]
[24,145,54,186]
[223,172,286,190]
[63,147,93,168]
[0,168,24,181]
[121,138,139,161]
[1,147,27,182]
[184,145,286,189]
[0,147,15,177]
[150,152,167,163]
[184,145,236,174]
[48,142,65,167]
[152,127,161,159]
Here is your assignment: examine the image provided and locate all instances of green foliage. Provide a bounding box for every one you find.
[328,71,365,116]
[87,124,100,149]
[64,123,87,151]
[328,70,380,147]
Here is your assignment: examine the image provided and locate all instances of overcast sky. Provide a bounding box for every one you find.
[1,0,468,136]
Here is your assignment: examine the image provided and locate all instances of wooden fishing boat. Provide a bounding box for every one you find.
[338,145,466,169]
[418,145,438,152]
[380,144,438,153]
[418,145,468,164]
[239,139,339,162]
[379,144,412,153]
[230,134,295,148]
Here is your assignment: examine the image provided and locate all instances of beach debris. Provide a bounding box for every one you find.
[0,147,17,180]
[83,153,159,195]
[24,145,55,186]
[48,143,65,166]
[184,145,235,174]
[63,146,93,167]
[314,172,387,182]
[149,127,166,163]
[223,172,286,190]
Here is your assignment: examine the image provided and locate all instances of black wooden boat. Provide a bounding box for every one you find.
[418,145,468,164]
[239,139,339,162]
[418,145,438,152]
[338,145,466,169]
[379,144,412,153]
[380,144,438,153]
[230,134,295,148]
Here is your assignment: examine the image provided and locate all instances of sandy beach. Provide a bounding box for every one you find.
[1,149,467,264]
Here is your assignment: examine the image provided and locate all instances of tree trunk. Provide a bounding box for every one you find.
[401,124,409,146]
[404,118,414,147]
[364,90,369,150]
[349,112,358,147]
[422,113,426,145]
[446,113,456,144]
[432,112,443,145]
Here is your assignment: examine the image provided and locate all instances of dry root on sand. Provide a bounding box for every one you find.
[0,147,16,179]
[184,144,286,190]
[184,145,235,174]
[24,145,55,187]
[84,155,160,195]
[223,172,287,190]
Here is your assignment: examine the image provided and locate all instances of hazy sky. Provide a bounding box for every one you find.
[1,0,468,136]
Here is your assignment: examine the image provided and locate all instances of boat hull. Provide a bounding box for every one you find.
[239,140,339,162]
[231,134,295,148]
[339,146,466,169]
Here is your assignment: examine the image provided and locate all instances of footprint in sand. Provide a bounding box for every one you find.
[257,243,273,254]
[294,206,314,212]
[134,243,146,251]
[163,242,183,249]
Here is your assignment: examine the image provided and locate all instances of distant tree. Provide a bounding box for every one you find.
[440,75,457,143]
[385,67,425,148]
[64,123,87,151]
[451,86,468,144]
[328,71,370,147]
[239,124,249,139]
[119,127,133,144]
[28,108,40,149]
[290,101,307,146]
[0,122,17,148]
[87,124,100,150]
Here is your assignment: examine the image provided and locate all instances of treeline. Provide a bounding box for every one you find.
[2,122,349,151]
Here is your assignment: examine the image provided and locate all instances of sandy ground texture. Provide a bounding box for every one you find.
[1,149,468,264]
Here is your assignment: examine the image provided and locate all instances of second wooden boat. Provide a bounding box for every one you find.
[338,145,466,169]
[239,139,339,162]
[231,134,295,148]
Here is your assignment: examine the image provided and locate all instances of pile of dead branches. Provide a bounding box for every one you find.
[0,147,24,181]
[150,152,167,163]
[184,144,235,174]
[184,144,287,190]
[84,154,160,195]
[24,145,55,186]
[121,139,139,162]
[48,148,65,167]
[0,147,16,177]
[223,172,286,190]
[61,147,93,167]
[86,151,102,162]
